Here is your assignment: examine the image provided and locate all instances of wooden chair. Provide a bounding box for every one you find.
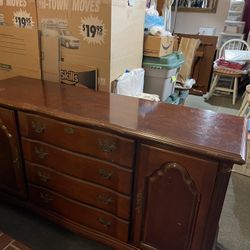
[204,39,250,105]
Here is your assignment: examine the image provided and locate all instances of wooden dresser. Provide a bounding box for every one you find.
[0,77,247,250]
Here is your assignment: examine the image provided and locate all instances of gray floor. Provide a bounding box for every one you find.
[0,203,110,250]
[185,94,250,250]
[185,94,241,115]
[218,174,250,250]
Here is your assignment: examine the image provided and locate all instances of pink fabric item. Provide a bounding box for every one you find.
[216,58,246,70]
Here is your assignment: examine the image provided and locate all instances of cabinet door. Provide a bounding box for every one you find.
[132,144,218,250]
[0,107,26,198]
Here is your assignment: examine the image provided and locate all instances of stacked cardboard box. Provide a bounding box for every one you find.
[0,0,146,92]
[143,35,174,58]
[0,0,41,80]
[37,0,146,92]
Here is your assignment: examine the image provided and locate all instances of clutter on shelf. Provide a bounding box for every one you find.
[139,1,187,104]
[218,0,246,49]
[113,1,189,105]
[144,3,174,58]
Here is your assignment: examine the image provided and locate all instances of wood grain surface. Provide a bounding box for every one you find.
[0,77,246,164]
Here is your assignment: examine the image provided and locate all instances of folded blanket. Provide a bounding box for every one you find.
[214,58,249,74]
[216,58,246,70]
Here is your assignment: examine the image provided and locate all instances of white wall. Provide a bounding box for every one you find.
[173,0,230,35]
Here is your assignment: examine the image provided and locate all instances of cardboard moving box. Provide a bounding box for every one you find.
[0,26,41,80]
[60,62,97,90]
[0,0,38,28]
[37,0,146,92]
[0,0,41,80]
[144,35,174,58]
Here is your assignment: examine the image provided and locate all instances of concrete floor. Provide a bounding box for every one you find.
[218,174,250,250]
[0,203,110,250]
[185,94,241,115]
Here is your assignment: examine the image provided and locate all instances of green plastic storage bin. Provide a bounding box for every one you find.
[142,52,184,69]
[142,52,184,101]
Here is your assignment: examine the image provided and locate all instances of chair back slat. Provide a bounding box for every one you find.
[219,39,250,58]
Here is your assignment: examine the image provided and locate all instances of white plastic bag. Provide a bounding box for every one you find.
[116,69,145,97]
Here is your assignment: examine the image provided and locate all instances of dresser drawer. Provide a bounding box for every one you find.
[19,112,134,168]
[22,139,132,195]
[29,185,129,242]
[26,163,131,220]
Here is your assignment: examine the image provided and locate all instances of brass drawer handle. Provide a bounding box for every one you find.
[98,217,111,228]
[97,194,114,205]
[38,171,50,183]
[64,127,74,135]
[40,192,53,203]
[35,146,48,159]
[32,120,46,134]
[98,139,117,153]
[98,169,114,180]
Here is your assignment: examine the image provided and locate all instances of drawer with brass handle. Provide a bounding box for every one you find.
[64,127,74,135]
[98,168,114,180]
[37,171,50,183]
[26,163,131,220]
[98,139,117,153]
[22,139,132,195]
[29,185,129,242]
[31,120,46,134]
[34,146,48,159]
[97,194,113,205]
[19,112,134,168]
[40,192,53,203]
[98,217,112,228]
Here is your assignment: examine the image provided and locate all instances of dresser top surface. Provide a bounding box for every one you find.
[0,77,247,163]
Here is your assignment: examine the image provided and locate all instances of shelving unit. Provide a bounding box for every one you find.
[218,0,246,50]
